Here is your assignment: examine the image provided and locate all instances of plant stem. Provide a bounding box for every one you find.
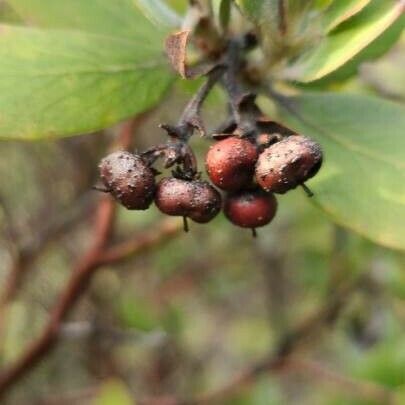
[178,65,226,139]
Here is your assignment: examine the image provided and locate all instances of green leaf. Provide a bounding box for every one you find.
[285,0,404,82]
[0,25,173,139]
[166,0,188,14]
[235,0,316,23]
[133,0,181,29]
[323,0,371,32]
[314,0,334,9]
[234,0,267,22]
[213,0,232,31]
[304,13,404,86]
[273,92,405,251]
[6,0,161,39]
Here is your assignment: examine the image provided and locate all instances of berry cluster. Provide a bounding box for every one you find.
[205,132,322,231]
[99,148,222,226]
[98,126,322,235]
[97,43,323,236]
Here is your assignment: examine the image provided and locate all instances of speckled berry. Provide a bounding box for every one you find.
[155,177,222,223]
[206,137,259,191]
[224,190,277,228]
[255,135,322,194]
[99,151,155,210]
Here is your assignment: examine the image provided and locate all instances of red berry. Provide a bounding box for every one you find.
[206,137,259,191]
[224,190,277,228]
[255,135,322,194]
[99,151,155,210]
[155,178,222,223]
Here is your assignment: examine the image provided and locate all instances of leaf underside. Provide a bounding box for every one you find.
[0,25,173,139]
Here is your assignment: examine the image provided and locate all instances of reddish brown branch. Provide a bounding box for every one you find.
[0,195,116,398]
[0,111,151,309]
[0,113,175,399]
[0,213,183,398]
[98,218,183,266]
[0,116,138,305]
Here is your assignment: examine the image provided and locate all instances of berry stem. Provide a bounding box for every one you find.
[221,38,263,136]
[183,216,190,233]
[221,40,245,123]
[301,183,314,198]
[178,65,226,138]
[155,66,226,176]
[181,144,198,175]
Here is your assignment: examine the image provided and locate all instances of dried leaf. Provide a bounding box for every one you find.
[165,30,191,79]
[165,30,216,79]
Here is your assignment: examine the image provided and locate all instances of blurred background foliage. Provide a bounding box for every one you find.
[0,0,404,404]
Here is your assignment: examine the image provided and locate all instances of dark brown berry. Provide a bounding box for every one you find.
[255,135,322,194]
[155,177,222,223]
[224,190,277,228]
[206,137,259,191]
[99,151,155,210]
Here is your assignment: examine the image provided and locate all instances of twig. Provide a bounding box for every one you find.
[144,67,225,175]
[177,66,226,138]
[160,66,225,141]
[97,218,183,266]
[221,40,245,122]
[220,38,263,136]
